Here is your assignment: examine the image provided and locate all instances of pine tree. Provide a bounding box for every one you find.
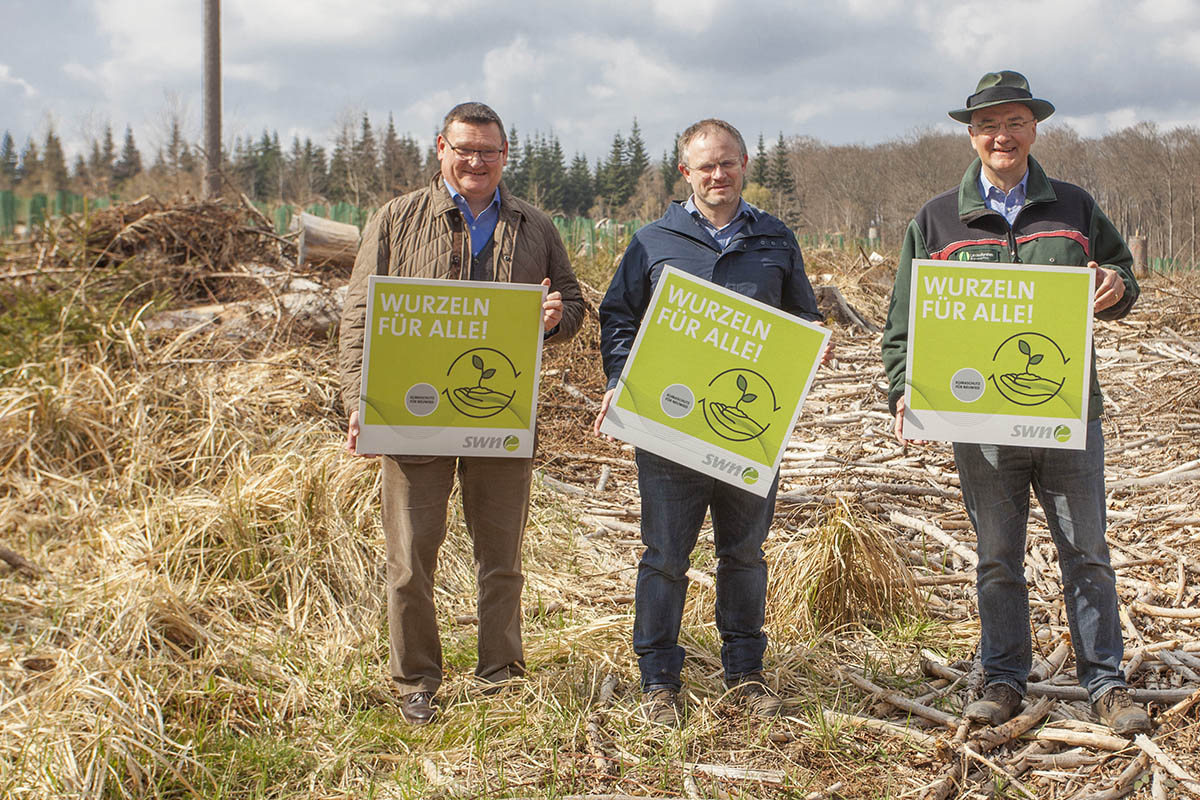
[659,136,681,197]
[0,132,17,188]
[751,133,769,186]
[18,138,41,189]
[113,126,142,183]
[625,119,650,190]
[327,122,353,203]
[504,126,526,197]
[564,152,593,216]
[351,112,380,200]
[768,132,795,196]
[597,132,627,209]
[101,124,116,173]
[380,114,404,195]
[41,126,69,193]
[71,155,87,188]
[544,135,567,211]
[166,116,188,171]
[768,132,798,224]
[254,129,283,201]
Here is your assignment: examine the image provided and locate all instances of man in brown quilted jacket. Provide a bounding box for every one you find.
[339,101,584,724]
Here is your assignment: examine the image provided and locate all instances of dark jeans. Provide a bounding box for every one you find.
[632,449,779,691]
[953,419,1126,701]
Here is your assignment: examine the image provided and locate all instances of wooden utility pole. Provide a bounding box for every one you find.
[202,0,221,199]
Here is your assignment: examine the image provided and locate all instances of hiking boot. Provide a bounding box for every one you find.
[400,691,436,725]
[728,673,784,718]
[964,682,1022,726]
[1093,687,1152,736]
[641,686,682,727]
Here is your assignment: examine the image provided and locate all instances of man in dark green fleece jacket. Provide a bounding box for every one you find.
[881,71,1149,736]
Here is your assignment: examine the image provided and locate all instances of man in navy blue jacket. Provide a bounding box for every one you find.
[593,118,824,726]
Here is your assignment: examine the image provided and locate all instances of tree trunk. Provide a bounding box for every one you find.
[294,212,360,270]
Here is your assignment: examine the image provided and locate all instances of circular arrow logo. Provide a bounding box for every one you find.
[700,368,779,442]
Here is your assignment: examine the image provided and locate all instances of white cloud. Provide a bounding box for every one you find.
[0,64,36,97]
[1159,29,1200,67]
[62,62,99,85]
[1134,0,1198,26]
[483,35,548,103]
[647,0,723,34]
[565,34,686,97]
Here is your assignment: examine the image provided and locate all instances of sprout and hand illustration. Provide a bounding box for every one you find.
[991,334,1067,406]
[702,372,772,441]
[445,350,517,417]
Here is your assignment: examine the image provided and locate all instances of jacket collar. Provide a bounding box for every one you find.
[429,172,524,225]
[958,155,1057,222]
[662,199,781,247]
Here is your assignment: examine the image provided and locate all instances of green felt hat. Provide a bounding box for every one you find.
[949,70,1055,124]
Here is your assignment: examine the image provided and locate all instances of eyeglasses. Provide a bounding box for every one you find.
[444,140,504,163]
[971,118,1035,136]
[687,158,743,175]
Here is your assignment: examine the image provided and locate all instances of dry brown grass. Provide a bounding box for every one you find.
[7,207,1197,799]
[769,501,922,636]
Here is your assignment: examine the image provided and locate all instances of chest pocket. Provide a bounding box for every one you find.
[950,245,1003,263]
[722,237,789,300]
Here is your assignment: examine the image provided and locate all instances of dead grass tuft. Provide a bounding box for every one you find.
[769,501,922,636]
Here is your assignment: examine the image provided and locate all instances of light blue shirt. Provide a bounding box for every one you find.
[684,196,754,250]
[445,179,501,256]
[979,170,1029,226]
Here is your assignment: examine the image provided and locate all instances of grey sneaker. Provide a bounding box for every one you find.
[1093,688,1152,736]
[641,687,681,727]
[728,673,783,717]
[964,682,1022,726]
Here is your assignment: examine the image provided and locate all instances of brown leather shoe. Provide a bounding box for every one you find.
[400,691,436,725]
[1093,688,1151,736]
[728,673,784,717]
[964,682,1022,726]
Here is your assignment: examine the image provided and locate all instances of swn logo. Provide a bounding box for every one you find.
[1010,424,1071,443]
[463,435,521,451]
[701,454,759,484]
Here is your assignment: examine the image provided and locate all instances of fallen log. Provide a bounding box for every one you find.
[294,212,359,269]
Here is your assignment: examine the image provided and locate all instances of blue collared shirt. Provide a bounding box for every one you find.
[684,196,755,250]
[979,170,1029,226]
[445,180,501,256]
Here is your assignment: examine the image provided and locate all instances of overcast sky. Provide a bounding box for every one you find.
[4,0,1200,164]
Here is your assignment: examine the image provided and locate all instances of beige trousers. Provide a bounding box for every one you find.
[381,454,531,694]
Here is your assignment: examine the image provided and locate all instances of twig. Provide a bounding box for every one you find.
[0,547,42,576]
[838,668,961,729]
[820,708,940,748]
[1133,735,1200,797]
[889,511,978,567]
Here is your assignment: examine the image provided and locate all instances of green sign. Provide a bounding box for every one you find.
[357,276,546,457]
[600,267,829,496]
[904,260,1095,449]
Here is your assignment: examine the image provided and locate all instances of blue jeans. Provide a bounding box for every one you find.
[632,449,779,691]
[953,419,1125,702]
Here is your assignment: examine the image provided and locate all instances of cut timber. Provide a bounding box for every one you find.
[814,285,881,332]
[294,212,360,269]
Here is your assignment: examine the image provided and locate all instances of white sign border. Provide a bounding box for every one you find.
[357,275,547,458]
[903,259,1095,450]
[600,266,830,496]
